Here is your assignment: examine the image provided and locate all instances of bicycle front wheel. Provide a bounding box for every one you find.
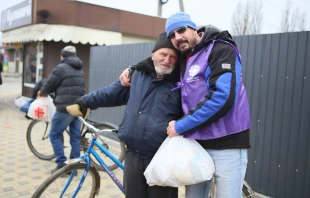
[81,123,125,171]
[32,163,100,198]
[26,120,55,160]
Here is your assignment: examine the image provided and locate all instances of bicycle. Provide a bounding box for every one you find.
[26,115,125,171]
[32,116,255,198]
[31,116,124,197]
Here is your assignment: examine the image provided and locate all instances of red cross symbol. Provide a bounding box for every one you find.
[34,107,45,118]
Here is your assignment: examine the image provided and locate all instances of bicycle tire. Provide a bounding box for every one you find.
[209,180,255,198]
[81,123,125,171]
[31,163,100,198]
[26,120,55,160]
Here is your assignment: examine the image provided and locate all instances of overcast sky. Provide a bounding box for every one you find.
[1,0,309,44]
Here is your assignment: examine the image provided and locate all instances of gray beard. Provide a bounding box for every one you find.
[153,61,173,76]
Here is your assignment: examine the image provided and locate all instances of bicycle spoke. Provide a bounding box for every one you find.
[32,163,100,198]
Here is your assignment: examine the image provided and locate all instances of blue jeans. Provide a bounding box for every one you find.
[49,111,81,167]
[185,149,248,198]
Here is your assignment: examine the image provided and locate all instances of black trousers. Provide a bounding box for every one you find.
[123,150,178,198]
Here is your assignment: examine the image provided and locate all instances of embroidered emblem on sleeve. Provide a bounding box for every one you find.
[222,63,231,69]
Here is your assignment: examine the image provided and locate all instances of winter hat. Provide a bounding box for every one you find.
[165,12,197,36]
[152,32,176,53]
[61,46,76,57]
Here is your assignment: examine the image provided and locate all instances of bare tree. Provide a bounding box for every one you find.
[232,2,249,35]
[298,12,307,31]
[250,0,263,34]
[231,0,263,35]
[281,0,299,32]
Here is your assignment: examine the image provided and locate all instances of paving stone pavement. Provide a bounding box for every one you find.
[0,75,186,198]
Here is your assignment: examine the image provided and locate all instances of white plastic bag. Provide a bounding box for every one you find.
[14,96,29,108]
[27,96,56,122]
[144,136,215,187]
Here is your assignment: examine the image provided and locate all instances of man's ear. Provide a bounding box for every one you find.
[151,52,154,60]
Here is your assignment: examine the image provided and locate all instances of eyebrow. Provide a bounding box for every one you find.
[159,52,177,58]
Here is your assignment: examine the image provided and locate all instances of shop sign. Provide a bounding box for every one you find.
[1,0,32,31]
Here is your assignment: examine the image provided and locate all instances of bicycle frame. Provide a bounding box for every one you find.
[61,117,125,196]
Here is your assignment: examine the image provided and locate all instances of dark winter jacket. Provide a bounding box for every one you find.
[32,78,47,99]
[81,57,182,159]
[40,56,85,112]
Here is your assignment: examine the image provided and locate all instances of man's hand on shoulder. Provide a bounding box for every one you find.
[119,68,131,86]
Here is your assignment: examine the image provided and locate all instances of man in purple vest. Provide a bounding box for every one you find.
[119,12,251,198]
[165,12,251,198]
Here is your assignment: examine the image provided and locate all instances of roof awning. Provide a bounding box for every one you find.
[1,24,122,45]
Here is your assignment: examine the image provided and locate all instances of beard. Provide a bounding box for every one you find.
[154,61,174,76]
[177,38,197,55]
[181,47,194,55]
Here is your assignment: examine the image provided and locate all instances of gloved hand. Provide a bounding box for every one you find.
[66,104,83,117]
[66,98,90,118]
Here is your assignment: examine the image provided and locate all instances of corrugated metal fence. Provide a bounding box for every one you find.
[88,42,155,125]
[88,31,310,198]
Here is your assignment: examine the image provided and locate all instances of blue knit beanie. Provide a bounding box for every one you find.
[165,12,197,36]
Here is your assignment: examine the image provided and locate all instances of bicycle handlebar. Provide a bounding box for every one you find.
[78,116,118,134]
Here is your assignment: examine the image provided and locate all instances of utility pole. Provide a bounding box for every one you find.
[157,0,169,17]
[157,0,184,17]
[179,0,184,12]
[158,0,162,16]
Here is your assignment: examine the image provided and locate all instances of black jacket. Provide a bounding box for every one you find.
[32,78,47,99]
[81,57,182,159]
[40,56,85,112]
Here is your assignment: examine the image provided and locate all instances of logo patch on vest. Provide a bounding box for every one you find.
[189,65,200,77]
[222,63,231,69]
[187,65,200,82]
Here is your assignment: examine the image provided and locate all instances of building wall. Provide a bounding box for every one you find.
[121,34,155,44]
[7,61,23,73]
[5,47,23,74]
[33,0,165,38]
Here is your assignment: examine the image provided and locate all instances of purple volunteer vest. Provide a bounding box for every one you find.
[176,40,251,140]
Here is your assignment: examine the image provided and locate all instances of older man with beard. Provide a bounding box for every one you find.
[66,32,182,198]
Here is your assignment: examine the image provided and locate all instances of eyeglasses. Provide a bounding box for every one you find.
[168,26,188,40]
